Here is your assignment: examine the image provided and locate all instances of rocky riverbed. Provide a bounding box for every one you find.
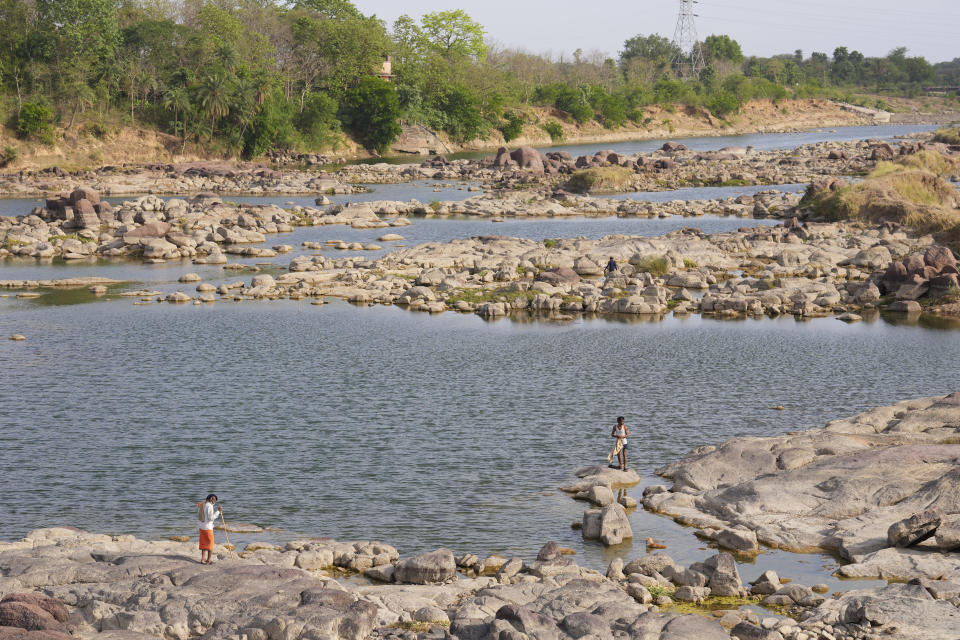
[136,220,955,323]
[2,133,952,199]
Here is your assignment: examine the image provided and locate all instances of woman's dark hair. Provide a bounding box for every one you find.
[206,494,218,502]
[617,416,624,423]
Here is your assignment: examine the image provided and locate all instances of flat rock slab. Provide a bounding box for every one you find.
[644,394,960,579]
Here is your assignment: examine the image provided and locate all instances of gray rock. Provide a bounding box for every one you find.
[623,553,675,577]
[716,527,759,553]
[673,586,710,603]
[888,509,943,547]
[393,548,456,584]
[730,621,782,640]
[706,552,743,597]
[598,503,632,546]
[935,514,960,552]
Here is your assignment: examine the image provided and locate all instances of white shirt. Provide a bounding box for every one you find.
[614,424,628,445]
[200,502,219,531]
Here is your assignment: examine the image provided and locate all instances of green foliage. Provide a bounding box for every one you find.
[534,83,594,124]
[395,9,487,62]
[682,258,698,269]
[17,103,54,142]
[566,166,633,193]
[706,91,742,118]
[242,91,295,159]
[647,585,674,600]
[702,35,744,64]
[542,122,564,142]
[0,0,950,163]
[340,77,402,153]
[295,92,340,148]
[499,112,524,142]
[543,238,558,248]
[0,145,17,168]
[933,127,960,145]
[435,84,487,143]
[635,255,671,277]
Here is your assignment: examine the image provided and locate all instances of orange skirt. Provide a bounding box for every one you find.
[198,529,214,550]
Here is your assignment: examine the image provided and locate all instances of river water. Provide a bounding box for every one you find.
[0,124,954,591]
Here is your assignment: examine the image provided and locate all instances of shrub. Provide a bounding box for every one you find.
[339,77,402,154]
[499,112,524,142]
[295,92,340,149]
[599,94,629,128]
[0,145,17,168]
[543,238,558,248]
[683,258,698,268]
[436,85,486,143]
[803,153,960,234]
[635,255,671,277]
[566,166,633,193]
[932,126,960,145]
[542,121,563,142]
[17,103,54,142]
[706,91,741,118]
[243,91,295,159]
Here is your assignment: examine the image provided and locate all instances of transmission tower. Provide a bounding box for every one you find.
[672,0,705,79]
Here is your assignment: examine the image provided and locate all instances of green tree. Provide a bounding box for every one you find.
[163,86,191,140]
[196,71,234,136]
[702,35,744,64]
[435,84,485,142]
[619,34,680,65]
[242,90,294,158]
[293,0,362,20]
[339,76,401,153]
[295,92,340,147]
[417,10,487,61]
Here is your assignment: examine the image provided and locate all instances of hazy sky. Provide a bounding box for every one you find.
[354,0,957,63]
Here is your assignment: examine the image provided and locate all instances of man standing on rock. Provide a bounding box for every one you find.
[611,417,629,471]
[606,256,618,275]
[197,494,221,564]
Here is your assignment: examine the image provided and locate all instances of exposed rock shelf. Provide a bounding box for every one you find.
[643,393,960,581]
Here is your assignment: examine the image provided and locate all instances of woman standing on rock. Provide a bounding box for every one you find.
[197,494,221,564]
[611,417,629,471]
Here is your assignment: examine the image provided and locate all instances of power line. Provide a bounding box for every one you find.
[672,0,705,78]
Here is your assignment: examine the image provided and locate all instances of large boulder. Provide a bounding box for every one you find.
[537,267,580,286]
[0,602,64,633]
[509,147,544,172]
[70,187,100,205]
[599,503,633,545]
[705,553,743,597]
[0,596,67,624]
[888,509,943,547]
[393,548,456,584]
[493,147,515,168]
[123,222,172,243]
[72,199,101,229]
[925,245,957,272]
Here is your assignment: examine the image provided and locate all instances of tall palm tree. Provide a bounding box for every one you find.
[196,72,233,138]
[163,87,191,141]
[67,82,96,130]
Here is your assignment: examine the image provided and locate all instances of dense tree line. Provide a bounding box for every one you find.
[0,0,955,157]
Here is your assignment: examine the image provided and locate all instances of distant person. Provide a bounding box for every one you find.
[606,256,618,274]
[197,494,221,564]
[611,416,629,471]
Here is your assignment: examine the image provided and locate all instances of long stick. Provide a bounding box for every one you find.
[220,510,233,550]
